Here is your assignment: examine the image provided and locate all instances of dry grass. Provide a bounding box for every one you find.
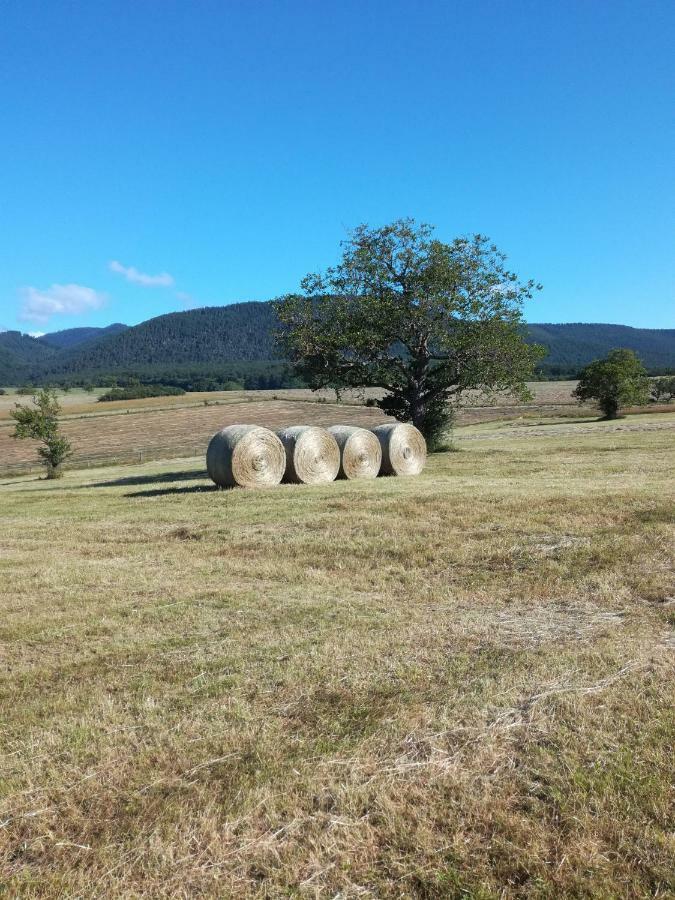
[0,382,583,421]
[0,381,587,475]
[1,415,673,896]
[0,399,393,471]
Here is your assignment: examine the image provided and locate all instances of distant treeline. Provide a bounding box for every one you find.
[46,362,306,393]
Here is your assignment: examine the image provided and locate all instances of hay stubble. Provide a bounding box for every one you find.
[0,418,673,897]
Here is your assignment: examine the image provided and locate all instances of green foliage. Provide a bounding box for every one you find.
[275,219,544,445]
[2,307,674,387]
[650,375,675,403]
[573,349,650,419]
[37,303,279,378]
[98,384,186,402]
[10,388,73,478]
[37,323,127,350]
[528,324,675,377]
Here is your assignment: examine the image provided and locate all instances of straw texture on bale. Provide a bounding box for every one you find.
[327,425,382,480]
[371,423,427,476]
[277,425,340,484]
[206,424,286,488]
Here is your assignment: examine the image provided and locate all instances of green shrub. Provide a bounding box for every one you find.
[98,385,185,402]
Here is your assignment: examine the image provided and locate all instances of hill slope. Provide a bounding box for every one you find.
[38,323,128,350]
[34,303,278,380]
[526,323,675,375]
[2,303,674,384]
[0,331,56,383]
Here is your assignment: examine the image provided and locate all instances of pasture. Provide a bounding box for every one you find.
[0,382,586,476]
[0,414,673,897]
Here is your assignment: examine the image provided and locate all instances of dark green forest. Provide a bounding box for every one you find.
[1,301,673,387]
[37,323,128,350]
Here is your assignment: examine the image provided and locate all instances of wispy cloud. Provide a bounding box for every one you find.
[109,260,174,287]
[176,291,201,309]
[19,284,106,325]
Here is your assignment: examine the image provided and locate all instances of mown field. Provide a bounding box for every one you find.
[0,382,589,475]
[0,414,673,897]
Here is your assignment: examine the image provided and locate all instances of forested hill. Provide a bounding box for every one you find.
[40,303,278,377]
[37,323,128,350]
[1,302,673,385]
[526,323,675,377]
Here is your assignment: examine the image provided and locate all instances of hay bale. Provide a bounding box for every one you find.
[277,425,340,484]
[206,425,286,488]
[371,423,426,476]
[327,425,382,480]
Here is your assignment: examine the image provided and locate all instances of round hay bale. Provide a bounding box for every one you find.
[277,426,340,484]
[206,425,286,488]
[327,425,382,480]
[371,423,426,476]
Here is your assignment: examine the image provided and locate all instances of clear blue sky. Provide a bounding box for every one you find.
[1,0,673,333]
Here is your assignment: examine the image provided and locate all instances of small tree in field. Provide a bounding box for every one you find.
[274,219,544,449]
[573,349,649,419]
[11,388,73,478]
[651,375,675,403]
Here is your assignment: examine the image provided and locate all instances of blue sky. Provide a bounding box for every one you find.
[0,0,673,333]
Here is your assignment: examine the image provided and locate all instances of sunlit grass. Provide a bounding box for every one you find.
[0,417,673,896]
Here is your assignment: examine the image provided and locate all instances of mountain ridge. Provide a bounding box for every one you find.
[1,303,673,385]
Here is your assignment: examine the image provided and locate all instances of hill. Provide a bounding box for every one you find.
[41,303,277,375]
[37,323,128,350]
[0,330,56,383]
[526,323,675,377]
[2,304,674,385]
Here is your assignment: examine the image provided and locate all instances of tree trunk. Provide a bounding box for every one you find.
[601,398,619,419]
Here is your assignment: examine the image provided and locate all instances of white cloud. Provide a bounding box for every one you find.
[28,331,45,338]
[109,260,174,287]
[176,291,201,309]
[19,284,106,325]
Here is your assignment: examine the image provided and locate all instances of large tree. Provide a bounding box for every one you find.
[274,219,543,447]
[573,348,649,419]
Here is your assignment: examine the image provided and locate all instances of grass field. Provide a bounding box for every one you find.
[1,414,673,896]
[0,382,590,475]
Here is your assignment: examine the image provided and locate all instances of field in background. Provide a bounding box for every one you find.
[0,380,583,420]
[0,381,589,475]
[2,381,674,477]
[0,416,673,896]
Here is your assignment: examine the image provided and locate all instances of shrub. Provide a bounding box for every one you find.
[98,385,186,402]
[651,376,675,403]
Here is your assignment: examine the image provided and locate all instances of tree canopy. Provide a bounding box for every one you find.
[274,219,544,446]
[573,348,650,419]
[10,388,73,478]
